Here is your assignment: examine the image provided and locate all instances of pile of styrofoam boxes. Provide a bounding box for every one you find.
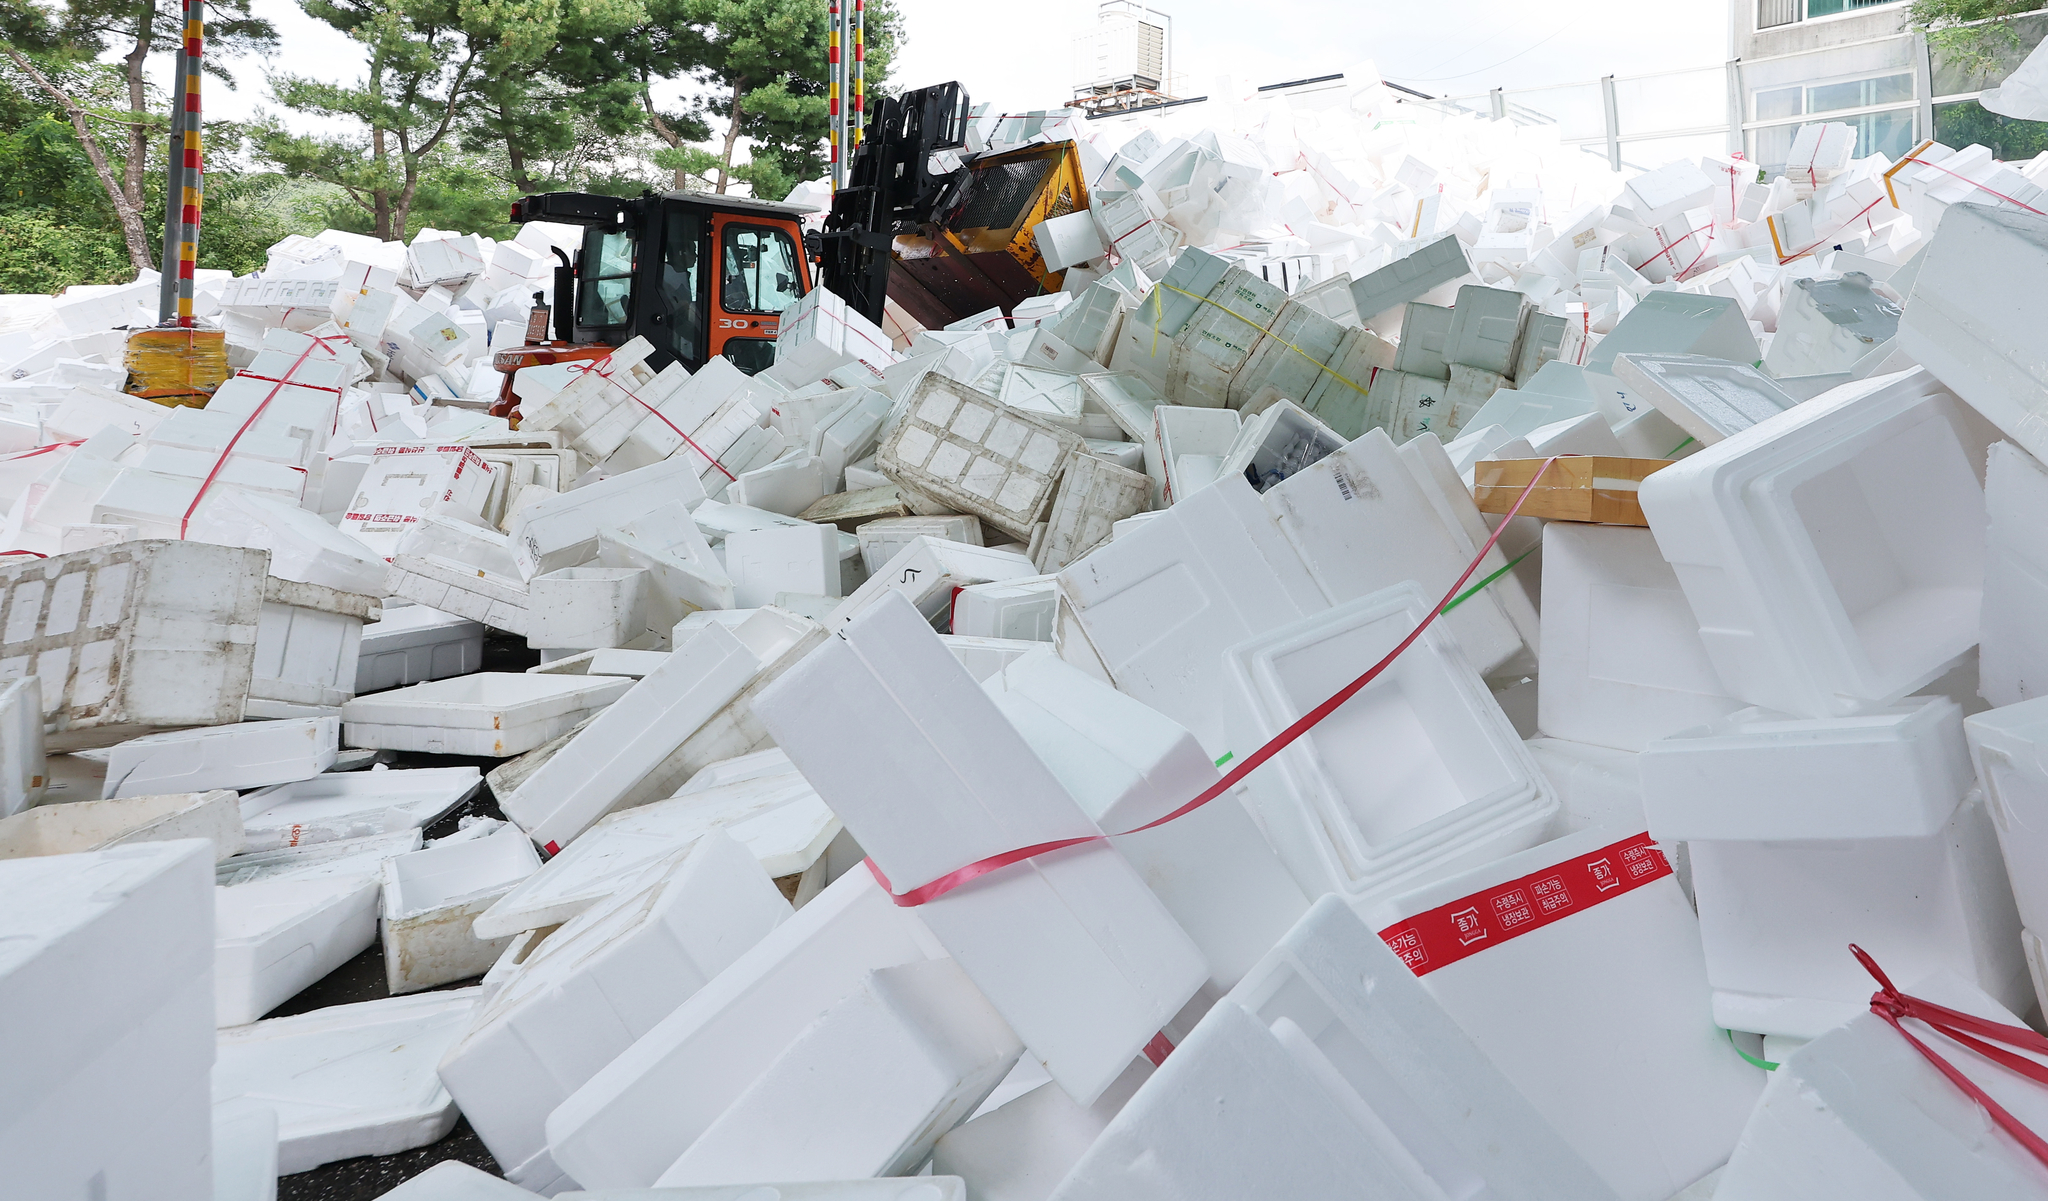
[25,65,2048,1201]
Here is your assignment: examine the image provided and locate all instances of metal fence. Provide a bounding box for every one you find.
[1394,63,1736,173]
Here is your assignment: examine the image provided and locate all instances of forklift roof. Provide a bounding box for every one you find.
[661,191,821,218]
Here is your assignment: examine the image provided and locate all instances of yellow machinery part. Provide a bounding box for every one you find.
[124,328,230,407]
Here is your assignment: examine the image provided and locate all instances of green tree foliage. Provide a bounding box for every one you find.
[1910,0,2041,77]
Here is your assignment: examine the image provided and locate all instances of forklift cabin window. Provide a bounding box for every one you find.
[720,223,804,316]
[657,207,708,366]
[578,227,636,328]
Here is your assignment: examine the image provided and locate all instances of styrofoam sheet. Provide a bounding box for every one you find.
[341,673,633,757]
[238,766,482,852]
[105,716,338,797]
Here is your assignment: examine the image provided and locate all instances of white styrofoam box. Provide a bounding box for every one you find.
[528,566,652,651]
[238,766,481,853]
[0,789,242,861]
[545,870,949,1189]
[1713,970,2048,1200]
[381,829,541,994]
[1222,583,1558,907]
[341,673,633,758]
[215,829,423,888]
[215,872,380,1026]
[530,647,672,679]
[40,384,172,441]
[501,622,768,852]
[775,287,901,380]
[952,575,1058,642]
[1395,430,1542,657]
[384,552,531,636]
[1443,284,1527,377]
[358,598,485,692]
[1583,293,1756,459]
[728,524,841,607]
[1525,737,1650,835]
[944,634,1046,682]
[1034,209,1108,273]
[509,456,710,580]
[1899,202,2048,468]
[1611,352,1799,447]
[855,514,984,574]
[213,988,481,1173]
[1764,274,1900,379]
[1051,895,1618,1201]
[659,958,1018,1186]
[1536,523,1740,752]
[105,715,338,798]
[1152,404,1239,505]
[599,520,738,629]
[930,1058,1151,1201]
[1966,696,2048,941]
[374,1160,538,1198]
[1688,789,2025,1038]
[566,1182,964,1200]
[1060,475,1325,757]
[1348,232,1473,324]
[1464,361,1597,440]
[339,445,495,556]
[440,831,791,1191]
[1639,368,1993,719]
[246,577,376,713]
[0,840,215,1201]
[1644,697,1974,842]
[1,675,43,816]
[1982,441,2048,706]
[755,592,1208,1105]
[985,651,1308,991]
[814,389,893,486]
[1365,827,1763,1200]
[0,539,269,750]
[877,373,1087,542]
[480,766,835,939]
[727,453,828,518]
[212,1097,279,1201]
[828,536,1041,632]
[1035,452,1149,572]
[1215,400,1343,496]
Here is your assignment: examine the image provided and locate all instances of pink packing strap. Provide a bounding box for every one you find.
[0,439,85,463]
[865,456,1568,908]
[1777,195,1888,265]
[1896,151,2048,217]
[572,355,737,482]
[1852,944,2048,1171]
[1647,220,1712,277]
[807,302,895,363]
[180,334,344,538]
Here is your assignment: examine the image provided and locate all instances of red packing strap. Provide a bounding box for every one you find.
[1853,944,2048,1169]
[865,456,1568,907]
[1898,152,2047,217]
[1779,196,1887,265]
[1648,220,1712,274]
[575,356,737,481]
[0,439,85,463]
[180,335,343,537]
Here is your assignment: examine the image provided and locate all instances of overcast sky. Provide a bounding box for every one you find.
[181,0,1731,148]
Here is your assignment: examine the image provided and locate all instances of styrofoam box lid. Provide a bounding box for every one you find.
[1641,697,1973,841]
[1609,352,1797,444]
[217,873,378,947]
[341,673,634,729]
[240,767,481,838]
[474,774,837,939]
[384,829,541,919]
[216,829,424,886]
[1224,582,1555,896]
[675,748,796,796]
[556,1180,966,1198]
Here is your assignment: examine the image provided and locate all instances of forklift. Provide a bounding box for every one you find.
[493,82,1091,417]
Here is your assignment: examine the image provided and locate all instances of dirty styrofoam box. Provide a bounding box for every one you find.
[340,673,633,757]
[440,830,791,1191]
[1050,896,1618,1201]
[877,374,1087,542]
[215,872,380,1026]
[0,789,242,861]
[249,575,378,711]
[0,539,270,750]
[105,715,338,798]
[508,455,710,579]
[1611,352,1798,446]
[526,566,652,651]
[237,766,481,853]
[213,988,481,1174]
[1366,827,1763,1200]
[544,870,948,1189]
[381,829,541,995]
[1222,583,1557,907]
[214,829,424,889]
[0,676,43,817]
[857,515,984,575]
[828,536,1041,632]
[0,840,215,1201]
[1639,367,1993,719]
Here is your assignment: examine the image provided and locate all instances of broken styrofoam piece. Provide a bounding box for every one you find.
[245,576,378,716]
[384,552,532,636]
[1365,828,1764,1200]
[0,840,216,1201]
[0,787,242,861]
[1639,368,1993,719]
[0,540,270,750]
[1688,790,2025,1038]
[213,988,482,1174]
[1965,695,2048,943]
[1713,970,2048,1200]
[1643,697,1975,842]
[545,869,949,1189]
[355,605,486,694]
[931,1058,1151,1201]
[828,536,1041,632]
[381,829,542,994]
[1611,353,1800,446]
[0,675,43,817]
[656,957,1022,1187]
[238,766,481,853]
[1050,896,1620,1201]
[1537,522,1741,752]
[951,575,1058,642]
[1764,273,1900,379]
[528,567,653,651]
[1223,582,1557,905]
[105,715,338,798]
[876,373,1087,541]
[440,830,791,1192]
[1982,441,2048,707]
[215,829,422,888]
[215,872,380,1027]
[341,673,633,758]
[984,649,1307,990]
[756,591,1207,1105]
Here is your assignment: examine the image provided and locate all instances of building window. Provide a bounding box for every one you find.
[1749,69,1919,175]
[1759,0,1901,28]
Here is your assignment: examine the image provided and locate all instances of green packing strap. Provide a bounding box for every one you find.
[1440,545,1536,615]
[1214,751,1235,767]
[1724,1028,1779,1071]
